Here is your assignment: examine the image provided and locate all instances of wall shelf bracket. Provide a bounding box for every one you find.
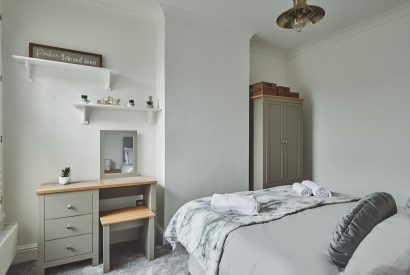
[25,60,34,83]
[105,71,112,91]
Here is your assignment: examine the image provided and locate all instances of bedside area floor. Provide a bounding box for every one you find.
[7,242,189,275]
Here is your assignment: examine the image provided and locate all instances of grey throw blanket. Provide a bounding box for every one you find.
[165,186,358,275]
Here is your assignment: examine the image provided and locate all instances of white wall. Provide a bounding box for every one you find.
[0,0,4,230]
[288,6,410,205]
[3,0,157,250]
[162,6,254,226]
[250,42,289,86]
[154,7,166,233]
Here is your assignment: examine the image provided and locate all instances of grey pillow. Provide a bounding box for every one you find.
[342,212,410,275]
[329,192,397,267]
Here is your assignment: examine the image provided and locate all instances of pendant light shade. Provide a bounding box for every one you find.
[277,0,325,32]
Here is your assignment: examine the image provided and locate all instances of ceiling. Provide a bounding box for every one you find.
[69,0,410,50]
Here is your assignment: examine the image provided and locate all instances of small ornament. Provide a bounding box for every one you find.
[146,96,154,108]
[96,96,121,105]
[81,94,89,104]
[127,99,135,107]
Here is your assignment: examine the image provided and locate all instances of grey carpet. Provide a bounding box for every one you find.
[7,242,189,275]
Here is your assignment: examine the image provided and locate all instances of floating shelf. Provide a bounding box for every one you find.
[12,55,119,91]
[73,103,161,125]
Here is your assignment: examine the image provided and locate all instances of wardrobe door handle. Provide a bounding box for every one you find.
[66,224,73,230]
[66,244,72,250]
[66,204,73,209]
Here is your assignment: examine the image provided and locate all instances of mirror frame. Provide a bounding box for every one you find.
[100,130,138,179]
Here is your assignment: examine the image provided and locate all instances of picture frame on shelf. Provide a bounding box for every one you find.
[29,43,103,67]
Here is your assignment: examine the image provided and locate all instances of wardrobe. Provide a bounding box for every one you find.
[250,95,303,190]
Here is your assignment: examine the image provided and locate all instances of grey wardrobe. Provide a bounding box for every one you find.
[251,95,303,190]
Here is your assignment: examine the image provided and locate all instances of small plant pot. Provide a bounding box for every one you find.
[59,177,71,185]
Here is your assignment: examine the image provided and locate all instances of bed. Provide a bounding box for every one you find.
[188,202,354,275]
[165,186,358,275]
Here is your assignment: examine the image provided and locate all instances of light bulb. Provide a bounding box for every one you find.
[292,17,308,32]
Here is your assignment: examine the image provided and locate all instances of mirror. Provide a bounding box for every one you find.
[100,130,138,179]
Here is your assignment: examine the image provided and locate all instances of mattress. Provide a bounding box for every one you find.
[189,202,355,275]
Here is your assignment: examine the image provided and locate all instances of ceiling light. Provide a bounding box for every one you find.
[276,0,325,32]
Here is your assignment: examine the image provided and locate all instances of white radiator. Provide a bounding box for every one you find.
[0,223,18,275]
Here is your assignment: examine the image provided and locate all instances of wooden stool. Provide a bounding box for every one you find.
[100,206,156,273]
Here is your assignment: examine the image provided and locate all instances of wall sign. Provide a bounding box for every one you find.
[29,43,102,67]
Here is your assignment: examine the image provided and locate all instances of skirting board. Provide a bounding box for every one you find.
[13,243,37,264]
[13,223,165,264]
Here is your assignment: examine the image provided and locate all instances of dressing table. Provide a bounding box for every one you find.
[36,176,156,275]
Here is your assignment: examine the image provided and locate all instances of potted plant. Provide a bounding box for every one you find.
[146,96,154,108]
[81,94,89,104]
[127,99,135,107]
[59,167,71,185]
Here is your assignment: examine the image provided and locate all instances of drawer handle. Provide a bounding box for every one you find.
[66,245,72,250]
[66,204,73,210]
[66,224,73,230]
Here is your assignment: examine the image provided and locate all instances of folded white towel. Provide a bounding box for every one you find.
[211,194,260,215]
[301,180,332,198]
[292,182,312,197]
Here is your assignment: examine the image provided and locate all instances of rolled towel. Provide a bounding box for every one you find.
[301,180,332,198]
[292,182,312,197]
[211,194,260,215]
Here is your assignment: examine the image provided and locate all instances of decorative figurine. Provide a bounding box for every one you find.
[127,99,135,107]
[146,96,154,108]
[81,94,89,104]
[96,96,121,105]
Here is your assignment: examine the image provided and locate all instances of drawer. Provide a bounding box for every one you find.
[45,214,92,241]
[45,192,92,219]
[45,234,92,262]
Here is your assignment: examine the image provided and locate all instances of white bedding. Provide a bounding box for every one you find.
[189,202,356,275]
[120,163,134,173]
[166,186,357,275]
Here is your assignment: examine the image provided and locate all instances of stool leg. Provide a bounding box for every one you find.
[36,266,45,275]
[143,217,155,260]
[103,225,110,273]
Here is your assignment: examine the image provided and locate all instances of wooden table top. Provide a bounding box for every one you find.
[36,176,156,195]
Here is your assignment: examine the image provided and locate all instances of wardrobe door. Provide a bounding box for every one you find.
[283,103,303,183]
[265,100,283,187]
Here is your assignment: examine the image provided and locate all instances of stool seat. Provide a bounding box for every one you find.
[100,206,155,226]
[100,206,155,273]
